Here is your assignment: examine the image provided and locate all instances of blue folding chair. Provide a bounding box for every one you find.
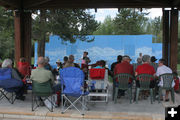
[60,67,89,115]
[0,68,23,104]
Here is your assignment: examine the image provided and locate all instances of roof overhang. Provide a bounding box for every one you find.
[0,0,180,10]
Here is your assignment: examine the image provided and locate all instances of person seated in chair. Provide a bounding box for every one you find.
[1,59,25,100]
[135,55,156,99]
[135,55,156,87]
[114,55,134,97]
[63,55,80,68]
[156,59,174,102]
[30,57,61,93]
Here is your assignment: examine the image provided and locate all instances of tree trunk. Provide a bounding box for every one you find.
[38,10,46,57]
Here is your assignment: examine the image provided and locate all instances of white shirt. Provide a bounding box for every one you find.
[156,65,174,87]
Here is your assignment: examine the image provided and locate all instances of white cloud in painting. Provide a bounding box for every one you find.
[74,46,124,64]
[135,47,152,57]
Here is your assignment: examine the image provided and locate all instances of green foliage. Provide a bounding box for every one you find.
[114,8,149,35]
[93,16,115,35]
[0,7,14,60]
[32,9,99,44]
[145,17,162,43]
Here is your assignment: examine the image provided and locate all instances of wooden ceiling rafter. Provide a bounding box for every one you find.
[23,0,53,9]
[0,0,20,9]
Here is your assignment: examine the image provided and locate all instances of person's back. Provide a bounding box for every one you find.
[136,63,155,75]
[31,67,54,83]
[114,56,133,76]
[64,55,80,68]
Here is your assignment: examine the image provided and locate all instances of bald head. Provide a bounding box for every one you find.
[37,57,46,67]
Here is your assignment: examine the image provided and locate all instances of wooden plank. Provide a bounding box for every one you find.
[1,0,180,9]
[170,9,178,72]
[24,0,52,9]
[0,0,19,8]
[162,10,170,66]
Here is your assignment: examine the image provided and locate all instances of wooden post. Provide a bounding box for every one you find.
[162,10,170,66]
[169,9,178,72]
[14,11,32,66]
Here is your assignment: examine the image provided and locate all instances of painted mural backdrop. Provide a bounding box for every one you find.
[34,35,162,68]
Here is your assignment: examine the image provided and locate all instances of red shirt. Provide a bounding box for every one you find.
[114,61,134,82]
[135,63,155,75]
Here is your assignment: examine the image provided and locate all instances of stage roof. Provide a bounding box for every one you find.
[0,0,180,10]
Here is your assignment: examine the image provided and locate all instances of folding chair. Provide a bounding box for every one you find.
[32,80,54,112]
[60,67,88,115]
[158,73,175,103]
[87,68,109,103]
[0,68,23,104]
[113,73,134,104]
[0,88,16,104]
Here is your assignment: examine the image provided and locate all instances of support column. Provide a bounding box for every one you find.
[162,10,170,66]
[14,11,32,66]
[169,9,178,72]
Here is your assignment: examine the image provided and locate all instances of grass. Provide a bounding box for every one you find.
[178,64,180,75]
[178,64,180,70]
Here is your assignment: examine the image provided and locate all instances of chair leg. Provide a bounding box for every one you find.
[158,88,162,103]
[150,89,153,104]
[114,88,118,103]
[82,96,85,116]
[32,94,34,111]
[112,80,115,101]
[171,89,175,103]
[128,88,132,104]
[136,88,140,104]
[61,94,64,114]
[153,88,156,102]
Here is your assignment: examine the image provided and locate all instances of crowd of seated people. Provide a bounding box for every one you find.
[0,51,179,105]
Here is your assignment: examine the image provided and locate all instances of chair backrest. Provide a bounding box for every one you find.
[60,67,85,96]
[114,73,134,89]
[0,68,12,80]
[0,68,23,88]
[89,68,105,80]
[32,80,53,97]
[136,74,154,89]
[159,73,174,89]
[88,68,108,90]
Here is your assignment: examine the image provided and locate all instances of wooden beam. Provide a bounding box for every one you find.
[0,0,20,9]
[27,1,172,9]
[14,11,32,66]
[173,0,180,6]
[24,0,53,9]
[162,10,170,66]
[169,9,178,72]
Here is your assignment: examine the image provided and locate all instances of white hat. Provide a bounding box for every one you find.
[56,59,61,63]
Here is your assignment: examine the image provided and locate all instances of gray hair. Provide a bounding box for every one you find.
[37,57,46,65]
[142,55,150,62]
[2,59,12,68]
